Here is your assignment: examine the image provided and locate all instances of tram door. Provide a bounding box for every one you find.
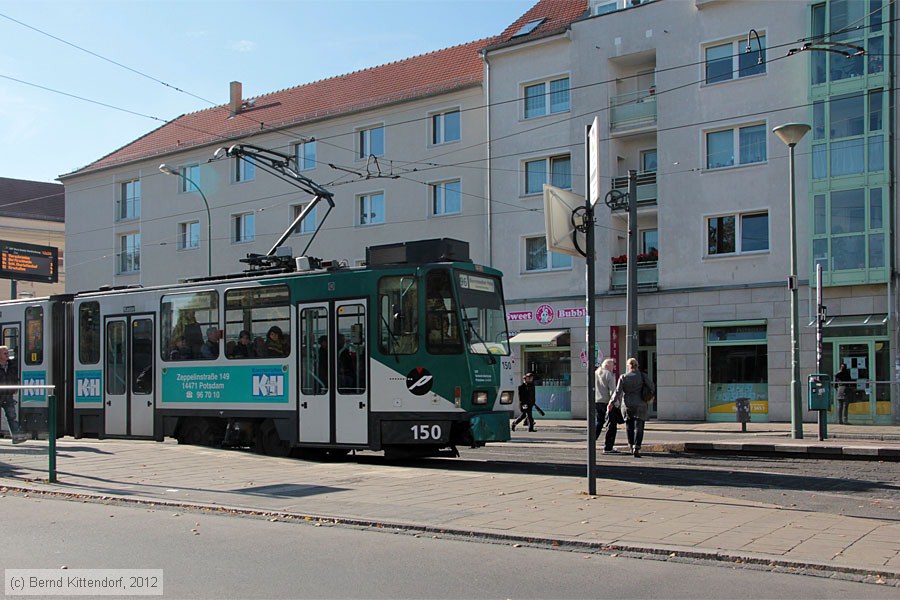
[104,316,155,437]
[334,300,367,444]
[297,300,368,445]
[0,324,20,436]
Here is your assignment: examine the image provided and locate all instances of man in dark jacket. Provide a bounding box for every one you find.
[512,372,543,432]
[0,346,25,443]
[834,363,853,424]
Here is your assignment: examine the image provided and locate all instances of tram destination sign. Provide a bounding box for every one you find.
[0,240,59,283]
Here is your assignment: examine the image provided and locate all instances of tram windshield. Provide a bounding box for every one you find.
[455,271,509,356]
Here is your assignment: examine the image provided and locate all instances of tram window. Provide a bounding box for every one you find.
[300,307,328,394]
[425,270,462,354]
[160,291,219,361]
[25,306,43,365]
[224,285,290,359]
[2,327,19,362]
[337,304,366,394]
[106,321,126,395]
[378,276,418,354]
[79,302,101,364]
[132,319,153,395]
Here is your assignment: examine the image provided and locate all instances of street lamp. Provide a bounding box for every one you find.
[159,164,212,277]
[773,123,810,440]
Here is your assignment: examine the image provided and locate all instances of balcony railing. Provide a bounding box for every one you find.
[610,260,659,291]
[610,88,657,129]
[611,170,657,205]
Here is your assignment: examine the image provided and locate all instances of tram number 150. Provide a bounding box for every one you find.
[410,424,442,440]
[381,421,450,444]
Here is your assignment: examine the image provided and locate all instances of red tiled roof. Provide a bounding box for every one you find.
[0,177,65,221]
[64,37,496,178]
[492,0,587,48]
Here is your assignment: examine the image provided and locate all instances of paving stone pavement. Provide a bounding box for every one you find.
[1,434,898,585]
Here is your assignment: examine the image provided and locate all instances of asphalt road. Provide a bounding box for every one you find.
[2,494,896,599]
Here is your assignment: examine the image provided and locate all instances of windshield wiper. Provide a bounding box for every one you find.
[460,305,496,364]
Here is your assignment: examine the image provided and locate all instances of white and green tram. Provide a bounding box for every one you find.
[2,239,514,457]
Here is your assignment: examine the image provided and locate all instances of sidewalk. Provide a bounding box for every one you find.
[1,430,898,585]
[536,419,900,460]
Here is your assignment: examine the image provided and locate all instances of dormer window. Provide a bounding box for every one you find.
[512,18,544,37]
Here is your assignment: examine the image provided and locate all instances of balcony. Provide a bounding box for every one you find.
[610,260,659,291]
[610,88,657,130]
[611,170,657,205]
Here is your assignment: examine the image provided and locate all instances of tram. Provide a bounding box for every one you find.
[0,237,513,457]
[0,145,514,457]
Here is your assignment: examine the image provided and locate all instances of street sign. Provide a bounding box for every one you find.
[0,240,59,284]
[588,116,601,207]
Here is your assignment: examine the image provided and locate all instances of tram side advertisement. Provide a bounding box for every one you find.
[0,240,58,284]
[161,365,289,404]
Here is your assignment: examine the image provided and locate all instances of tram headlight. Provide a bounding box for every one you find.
[499,391,514,405]
[472,391,488,405]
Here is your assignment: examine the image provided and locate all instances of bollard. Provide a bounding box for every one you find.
[735,398,751,432]
[48,394,56,483]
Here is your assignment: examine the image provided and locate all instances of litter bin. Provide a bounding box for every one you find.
[807,374,832,411]
[735,397,751,432]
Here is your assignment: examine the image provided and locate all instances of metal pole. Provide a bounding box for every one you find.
[48,394,57,483]
[816,264,827,441]
[182,175,212,278]
[626,170,639,358]
[584,125,597,496]
[788,144,803,439]
[10,279,16,300]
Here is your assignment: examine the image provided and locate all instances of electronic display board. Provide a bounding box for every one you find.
[0,240,59,284]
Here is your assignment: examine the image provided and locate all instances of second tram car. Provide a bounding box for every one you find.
[0,239,514,457]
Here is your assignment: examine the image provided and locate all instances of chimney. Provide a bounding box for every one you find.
[229,81,242,115]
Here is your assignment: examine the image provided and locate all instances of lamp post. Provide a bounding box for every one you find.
[773,123,810,440]
[159,164,212,277]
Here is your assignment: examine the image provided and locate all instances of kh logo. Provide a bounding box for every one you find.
[77,378,101,397]
[22,376,46,398]
[406,367,434,396]
[252,374,285,397]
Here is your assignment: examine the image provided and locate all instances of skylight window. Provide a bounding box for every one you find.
[512,18,545,37]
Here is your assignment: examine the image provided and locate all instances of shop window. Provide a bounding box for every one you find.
[706,324,768,420]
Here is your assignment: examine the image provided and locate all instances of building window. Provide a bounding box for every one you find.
[813,187,887,276]
[179,221,200,250]
[359,126,384,158]
[431,180,461,216]
[707,212,769,256]
[119,180,140,220]
[523,77,570,119]
[232,212,255,243]
[179,165,200,192]
[358,192,385,226]
[295,141,317,171]
[706,124,766,169]
[705,34,766,84]
[641,229,658,254]
[525,155,571,194]
[706,324,768,418]
[641,149,658,172]
[235,156,255,182]
[292,203,317,235]
[118,233,140,273]
[432,109,460,145]
[813,91,885,179]
[525,236,572,272]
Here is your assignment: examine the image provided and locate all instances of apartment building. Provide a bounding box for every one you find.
[59,0,897,425]
[60,39,493,292]
[487,0,895,425]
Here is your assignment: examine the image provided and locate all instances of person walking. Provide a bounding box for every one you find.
[595,358,621,453]
[512,372,540,432]
[834,362,853,424]
[612,357,654,457]
[0,345,25,444]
